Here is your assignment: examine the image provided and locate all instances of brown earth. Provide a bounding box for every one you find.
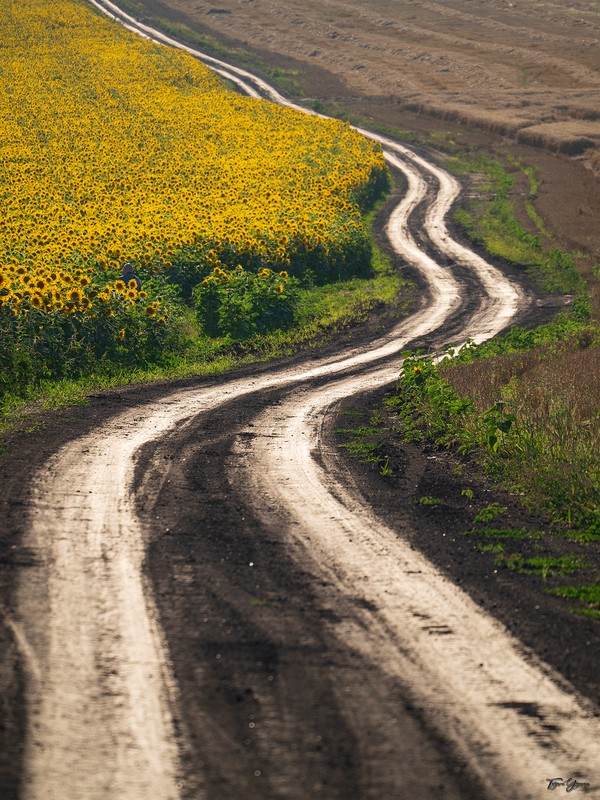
[132,0,600,148]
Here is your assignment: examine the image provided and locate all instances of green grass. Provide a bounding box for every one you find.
[477,542,505,554]
[449,297,596,363]
[464,527,592,587]
[473,502,507,523]
[447,154,585,296]
[519,163,554,241]
[546,583,600,619]
[337,437,381,463]
[336,418,384,464]
[463,527,542,540]
[335,407,397,471]
[494,552,588,578]
[249,597,281,609]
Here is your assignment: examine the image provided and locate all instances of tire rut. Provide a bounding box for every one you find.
[139,388,485,800]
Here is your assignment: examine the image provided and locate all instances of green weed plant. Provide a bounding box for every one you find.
[463,527,541,540]
[386,347,599,539]
[546,583,600,620]
[494,552,587,580]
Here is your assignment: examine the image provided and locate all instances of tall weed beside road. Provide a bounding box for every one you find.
[387,332,599,540]
[0,0,388,395]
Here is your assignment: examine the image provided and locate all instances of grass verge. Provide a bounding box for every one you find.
[335,150,599,618]
[0,240,411,443]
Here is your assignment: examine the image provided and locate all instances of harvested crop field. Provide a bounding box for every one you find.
[132,0,600,267]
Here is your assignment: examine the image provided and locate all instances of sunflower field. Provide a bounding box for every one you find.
[0,0,388,394]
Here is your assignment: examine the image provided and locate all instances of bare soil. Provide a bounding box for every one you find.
[2,329,597,798]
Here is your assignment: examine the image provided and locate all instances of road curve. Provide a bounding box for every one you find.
[11,3,599,799]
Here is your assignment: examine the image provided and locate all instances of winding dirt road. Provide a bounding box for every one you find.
[8,3,600,799]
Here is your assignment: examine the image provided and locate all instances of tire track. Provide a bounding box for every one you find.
[234,370,600,800]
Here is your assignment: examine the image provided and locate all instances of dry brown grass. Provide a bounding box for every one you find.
[391,338,599,533]
[444,340,600,425]
[437,338,600,533]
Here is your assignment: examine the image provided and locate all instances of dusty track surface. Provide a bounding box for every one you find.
[0,4,599,800]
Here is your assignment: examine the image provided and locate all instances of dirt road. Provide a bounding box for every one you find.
[1,4,598,799]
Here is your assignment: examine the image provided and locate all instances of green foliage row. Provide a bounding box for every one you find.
[0,272,185,396]
[386,352,474,448]
[0,235,409,425]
